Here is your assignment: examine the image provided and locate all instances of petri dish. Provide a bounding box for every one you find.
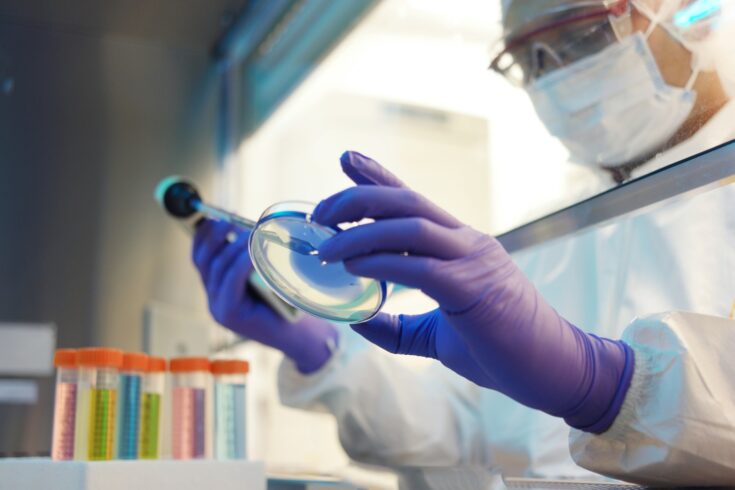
[249,201,387,323]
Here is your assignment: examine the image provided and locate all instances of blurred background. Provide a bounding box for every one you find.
[1,0,733,486]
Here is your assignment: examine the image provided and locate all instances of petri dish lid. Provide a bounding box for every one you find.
[249,201,387,323]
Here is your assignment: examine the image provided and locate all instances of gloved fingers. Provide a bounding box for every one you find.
[192,219,216,275]
[220,299,277,340]
[343,254,445,294]
[351,310,438,358]
[216,245,255,310]
[192,220,237,281]
[192,218,215,254]
[207,230,251,296]
[313,186,463,229]
[318,218,474,262]
[350,312,401,353]
[339,151,406,188]
[397,311,440,357]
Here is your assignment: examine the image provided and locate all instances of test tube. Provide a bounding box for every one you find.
[51,349,78,460]
[211,360,249,460]
[74,348,123,461]
[139,356,165,459]
[169,357,210,459]
[116,352,148,459]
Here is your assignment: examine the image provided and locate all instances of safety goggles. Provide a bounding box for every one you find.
[489,0,632,86]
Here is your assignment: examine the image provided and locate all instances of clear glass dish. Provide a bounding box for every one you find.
[249,201,387,323]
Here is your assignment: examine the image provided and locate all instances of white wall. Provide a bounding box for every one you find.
[236,92,491,229]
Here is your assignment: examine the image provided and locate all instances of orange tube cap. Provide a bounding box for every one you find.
[54,349,78,368]
[211,359,250,375]
[77,348,124,368]
[169,357,210,373]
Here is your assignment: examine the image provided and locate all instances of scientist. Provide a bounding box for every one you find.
[193,0,735,487]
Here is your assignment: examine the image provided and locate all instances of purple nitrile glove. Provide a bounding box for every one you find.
[192,220,337,374]
[312,151,635,433]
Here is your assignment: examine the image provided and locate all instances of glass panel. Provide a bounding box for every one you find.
[233,0,735,235]
[511,162,735,337]
[227,0,735,347]
[492,0,735,229]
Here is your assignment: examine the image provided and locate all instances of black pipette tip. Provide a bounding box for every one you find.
[154,176,201,218]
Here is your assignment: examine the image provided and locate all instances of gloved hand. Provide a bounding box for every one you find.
[192,220,338,374]
[313,151,635,433]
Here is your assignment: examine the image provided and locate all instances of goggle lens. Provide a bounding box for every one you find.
[490,1,631,85]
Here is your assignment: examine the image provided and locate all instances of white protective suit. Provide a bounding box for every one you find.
[278,101,735,489]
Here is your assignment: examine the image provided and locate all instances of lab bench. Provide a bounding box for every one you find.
[0,458,366,490]
[0,458,265,490]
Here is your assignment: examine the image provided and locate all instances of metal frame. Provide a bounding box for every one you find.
[497,139,735,253]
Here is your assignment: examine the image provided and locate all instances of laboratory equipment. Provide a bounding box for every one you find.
[169,357,210,459]
[140,356,165,460]
[155,177,387,323]
[74,348,123,461]
[116,352,147,459]
[51,349,78,461]
[211,359,248,460]
[193,221,340,374]
[155,177,300,323]
[0,323,56,457]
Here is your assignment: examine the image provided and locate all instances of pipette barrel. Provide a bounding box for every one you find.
[194,201,257,230]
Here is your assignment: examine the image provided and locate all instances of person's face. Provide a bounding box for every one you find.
[498,1,695,88]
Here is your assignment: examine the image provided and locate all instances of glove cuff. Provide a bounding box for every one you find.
[563,337,636,434]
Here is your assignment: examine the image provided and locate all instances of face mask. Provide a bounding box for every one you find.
[526,32,696,167]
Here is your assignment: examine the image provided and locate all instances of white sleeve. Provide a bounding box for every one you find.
[570,311,735,486]
[277,326,489,469]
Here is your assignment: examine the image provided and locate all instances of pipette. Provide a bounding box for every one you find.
[155,176,387,323]
[155,177,319,257]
